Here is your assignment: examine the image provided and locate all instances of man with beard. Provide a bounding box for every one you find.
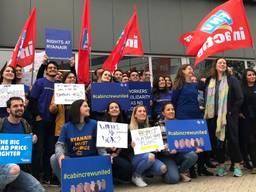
[30,61,58,183]
[0,97,44,191]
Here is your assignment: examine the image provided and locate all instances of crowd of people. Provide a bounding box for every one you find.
[1,55,256,191]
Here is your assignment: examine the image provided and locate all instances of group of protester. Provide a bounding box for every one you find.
[1,55,256,191]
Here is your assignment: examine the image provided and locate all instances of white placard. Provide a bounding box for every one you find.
[96,121,128,148]
[0,85,25,107]
[54,84,85,105]
[131,126,164,155]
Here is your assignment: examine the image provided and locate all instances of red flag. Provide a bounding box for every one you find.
[179,32,194,47]
[183,0,253,64]
[78,0,91,85]
[9,8,36,68]
[102,5,144,72]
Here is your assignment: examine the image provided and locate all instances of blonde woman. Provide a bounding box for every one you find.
[130,105,167,187]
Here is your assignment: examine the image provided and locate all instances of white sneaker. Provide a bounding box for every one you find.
[132,175,148,187]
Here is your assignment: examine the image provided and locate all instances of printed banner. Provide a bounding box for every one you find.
[45,28,72,59]
[96,121,128,148]
[165,119,212,152]
[61,156,113,192]
[128,82,151,111]
[91,83,130,111]
[131,126,164,155]
[0,134,32,164]
[0,85,25,107]
[54,84,85,105]
[91,82,152,112]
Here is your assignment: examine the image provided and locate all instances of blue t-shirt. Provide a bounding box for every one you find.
[2,118,24,133]
[30,77,55,121]
[172,83,202,119]
[153,90,172,116]
[58,119,97,157]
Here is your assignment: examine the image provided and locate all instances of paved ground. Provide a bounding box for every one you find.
[45,169,256,192]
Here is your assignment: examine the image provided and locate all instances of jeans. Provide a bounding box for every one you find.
[0,164,19,190]
[175,152,198,173]
[132,153,165,177]
[158,151,197,184]
[5,171,45,192]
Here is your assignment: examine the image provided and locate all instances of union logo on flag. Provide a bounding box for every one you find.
[81,28,88,49]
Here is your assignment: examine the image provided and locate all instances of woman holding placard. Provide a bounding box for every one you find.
[103,101,132,183]
[50,99,103,182]
[157,102,198,183]
[129,104,167,187]
[49,71,78,137]
[0,64,16,117]
[172,64,213,177]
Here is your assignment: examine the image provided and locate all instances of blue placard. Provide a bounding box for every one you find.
[165,119,212,152]
[128,82,152,112]
[91,82,130,111]
[45,28,72,59]
[61,156,113,192]
[0,134,32,164]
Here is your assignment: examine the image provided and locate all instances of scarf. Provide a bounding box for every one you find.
[204,76,229,141]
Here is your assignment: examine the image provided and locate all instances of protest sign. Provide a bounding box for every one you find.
[45,28,72,59]
[131,126,164,155]
[96,121,128,148]
[128,82,151,111]
[0,134,32,164]
[0,85,25,107]
[54,84,85,105]
[165,119,212,152]
[91,82,130,111]
[61,156,113,192]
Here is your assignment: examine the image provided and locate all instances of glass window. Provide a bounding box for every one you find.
[152,57,181,80]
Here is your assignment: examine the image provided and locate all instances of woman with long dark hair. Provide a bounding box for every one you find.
[172,64,213,177]
[204,57,243,177]
[103,101,132,183]
[240,69,256,173]
[0,64,16,117]
[152,75,172,122]
[157,102,198,184]
[50,100,102,182]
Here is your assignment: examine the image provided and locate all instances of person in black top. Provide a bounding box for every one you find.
[240,69,256,173]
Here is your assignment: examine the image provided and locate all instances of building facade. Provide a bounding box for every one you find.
[1,0,256,81]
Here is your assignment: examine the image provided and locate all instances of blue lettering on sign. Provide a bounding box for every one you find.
[201,10,233,34]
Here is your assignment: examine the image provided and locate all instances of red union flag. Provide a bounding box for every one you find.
[179,31,194,47]
[102,5,144,72]
[78,0,91,85]
[183,0,253,65]
[9,8,36,68]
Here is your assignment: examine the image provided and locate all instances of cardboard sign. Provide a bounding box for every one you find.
[0,85,25,107]
[96,121,128,148]
[131,126,164,155]
[54,84,85,105]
